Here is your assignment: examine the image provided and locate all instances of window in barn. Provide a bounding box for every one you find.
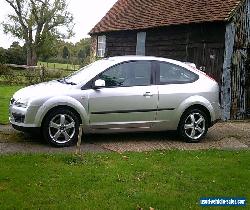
[136,32,146,56]
[97,35,106,57]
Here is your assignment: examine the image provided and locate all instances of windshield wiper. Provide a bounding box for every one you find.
[57,78,76,85]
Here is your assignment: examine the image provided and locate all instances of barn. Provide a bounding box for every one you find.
[89,0,250,120]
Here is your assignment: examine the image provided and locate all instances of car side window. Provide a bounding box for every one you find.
[99,61,152,87]
[158,62,198,84]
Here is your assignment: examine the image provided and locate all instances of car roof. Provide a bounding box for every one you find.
[105,56,196,72]
[106,55,178,63]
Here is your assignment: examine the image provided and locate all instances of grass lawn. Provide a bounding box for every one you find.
[0,85,23,124]
[0,150,249,209]
[39,61,80,71]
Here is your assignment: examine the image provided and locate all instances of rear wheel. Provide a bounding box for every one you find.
[42,108,80,147]
[178,109,208,143]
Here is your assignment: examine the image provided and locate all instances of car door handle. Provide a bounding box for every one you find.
[143,92,153,97]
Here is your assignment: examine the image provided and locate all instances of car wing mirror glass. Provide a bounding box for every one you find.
[94,79,105,89]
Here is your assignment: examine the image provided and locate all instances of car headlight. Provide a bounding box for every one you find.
[14,98,29,108]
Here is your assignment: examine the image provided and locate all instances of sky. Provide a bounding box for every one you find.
[0,0,118,49]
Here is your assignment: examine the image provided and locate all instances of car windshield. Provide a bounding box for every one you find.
[62,59,114,85]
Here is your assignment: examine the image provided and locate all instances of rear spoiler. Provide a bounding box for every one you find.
[184,62,216,82]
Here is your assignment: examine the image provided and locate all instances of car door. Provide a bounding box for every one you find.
[88,60,158,130]
[155,61,199,129]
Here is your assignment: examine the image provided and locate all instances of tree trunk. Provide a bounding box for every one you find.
[26,45,38,66]
[31,49,38,66]
[26,45,32,66]
[26,29,38,66]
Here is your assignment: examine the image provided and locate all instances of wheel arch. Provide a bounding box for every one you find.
[34,96,89,128]
[178,104,212,129]
[41,105,83,129]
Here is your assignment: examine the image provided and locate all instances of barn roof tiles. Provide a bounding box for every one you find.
[90,0,242,34]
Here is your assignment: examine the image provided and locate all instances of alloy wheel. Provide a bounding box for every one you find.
[184,112,206,140]
[49,114,76,144]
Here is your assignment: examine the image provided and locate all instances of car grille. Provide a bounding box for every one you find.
[12,113,25,123]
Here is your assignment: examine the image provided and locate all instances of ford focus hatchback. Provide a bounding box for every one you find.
[10,56,221,147]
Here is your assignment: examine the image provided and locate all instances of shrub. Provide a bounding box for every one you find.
[24,68,42,84]
[0,64,10,75]
[0,65,66,85]
[46,69,63,79]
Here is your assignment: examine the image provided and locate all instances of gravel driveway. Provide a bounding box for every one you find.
[0,121,249,154]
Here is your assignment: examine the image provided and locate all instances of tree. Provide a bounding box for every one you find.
[38,32,58,61]
[75,38,91,64]
[0,47,7,64]
[62,45,69,59]
[5,42,26,64]
[0,42,26,64]
[2,0,74,66]
[77,49,85,60]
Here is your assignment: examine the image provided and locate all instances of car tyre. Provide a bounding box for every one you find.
[178,109,208,143]
[42,108,80,147]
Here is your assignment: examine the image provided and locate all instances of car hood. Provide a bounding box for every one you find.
[13,80,77,101]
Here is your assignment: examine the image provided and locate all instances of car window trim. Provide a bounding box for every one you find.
[154,61,199,85]
[82,60,156,90]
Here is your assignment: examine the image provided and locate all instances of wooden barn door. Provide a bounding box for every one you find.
[187,43,224,85]
[186,44,204,69]
[203,45,224,85]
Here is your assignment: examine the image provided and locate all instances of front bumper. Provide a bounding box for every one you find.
[9,102,40,129]
[12,124,40,134]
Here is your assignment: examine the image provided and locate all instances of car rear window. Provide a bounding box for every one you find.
[158,62,198,84]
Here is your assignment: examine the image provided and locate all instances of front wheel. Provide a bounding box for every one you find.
[42,108,80,147]
[178,109,208,143]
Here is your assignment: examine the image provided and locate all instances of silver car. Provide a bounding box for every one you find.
[9,56,221,147]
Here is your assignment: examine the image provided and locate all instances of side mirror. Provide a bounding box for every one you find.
[94,79,105,89]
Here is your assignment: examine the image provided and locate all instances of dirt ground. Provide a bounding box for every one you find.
[0,121,249,154]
